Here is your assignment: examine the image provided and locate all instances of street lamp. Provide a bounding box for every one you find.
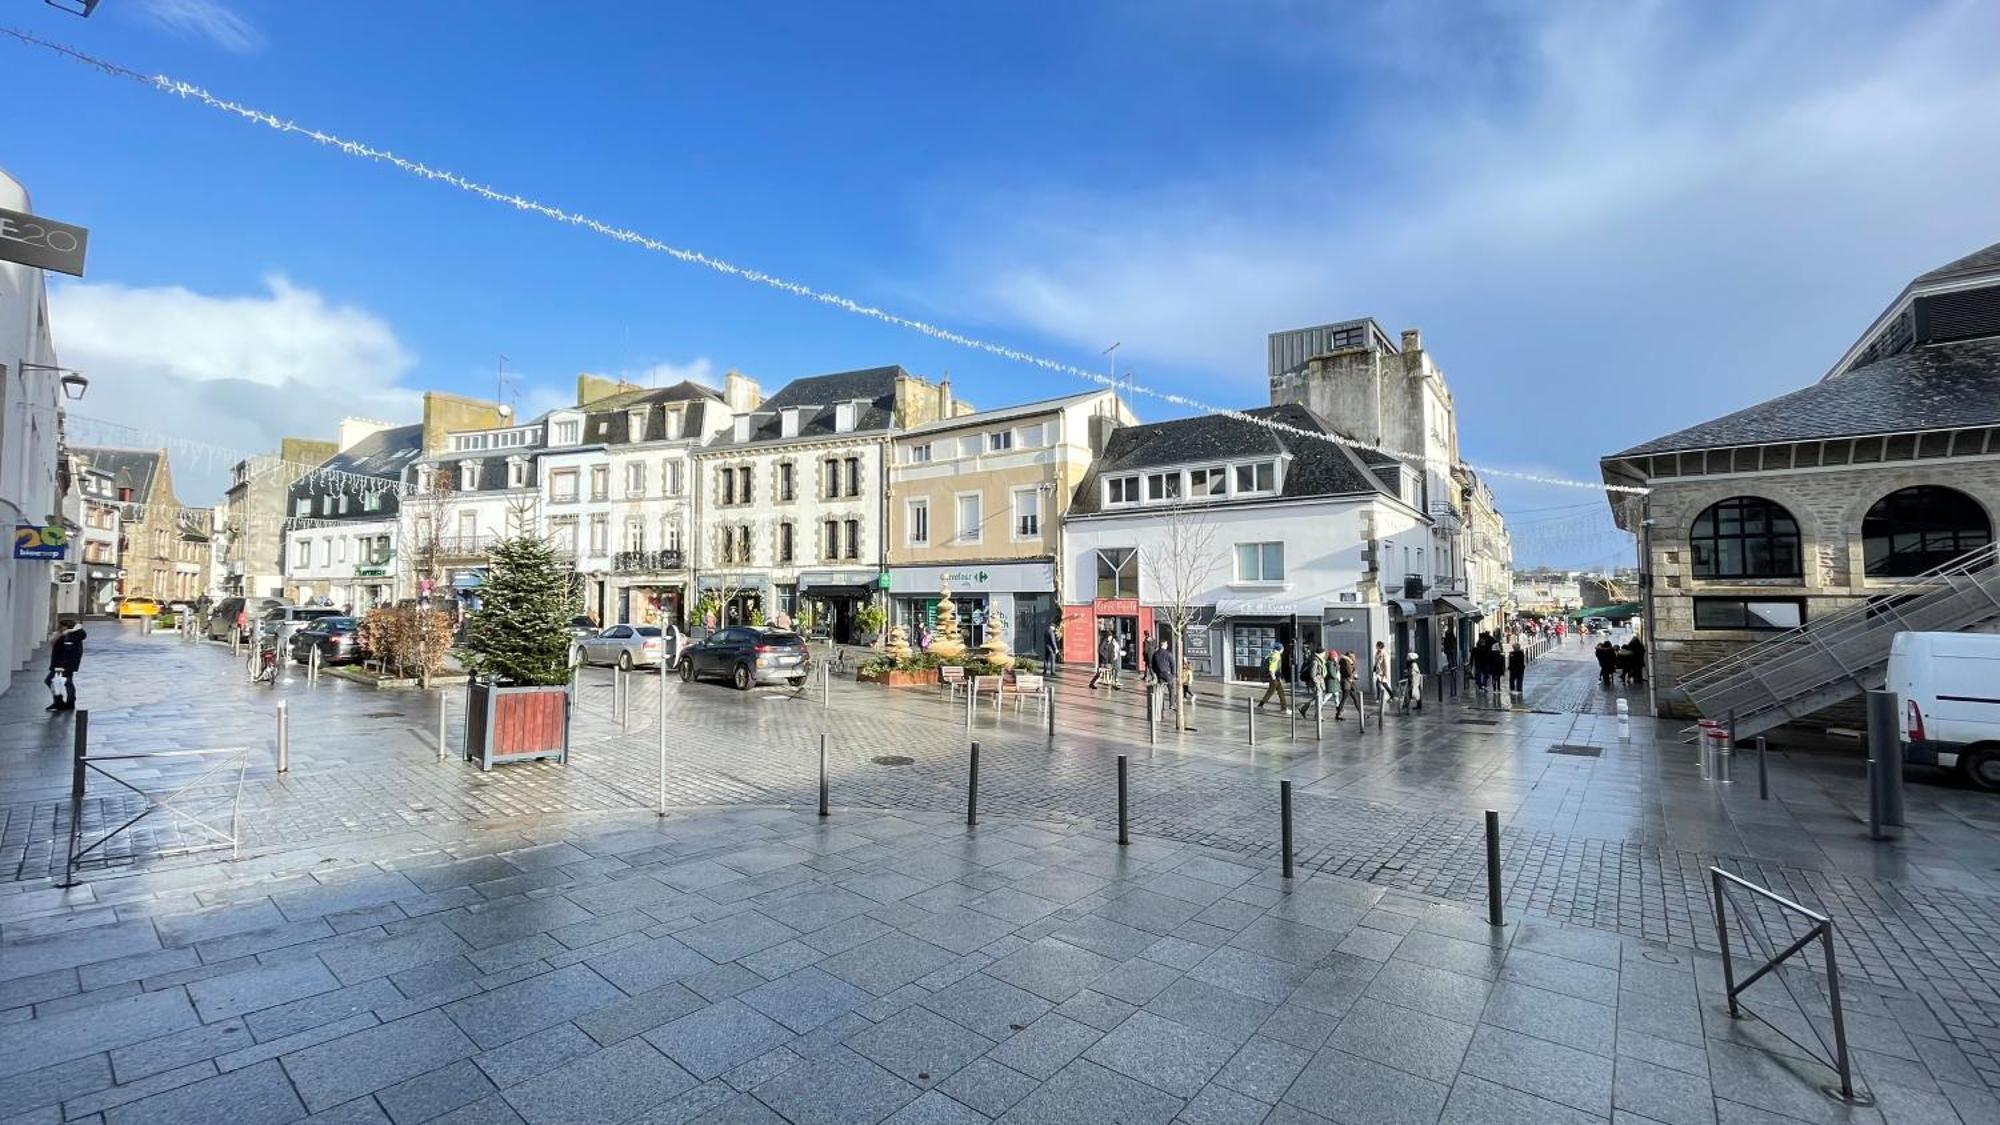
[20,363,88,400]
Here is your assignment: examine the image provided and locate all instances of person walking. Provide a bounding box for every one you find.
[1471,633,1491,691]
[1595,639,1617,686]
[1624,637,1647,685]
[1044,621,1061,667]
[1300,643,1330,717]
[1507,642,1526,693]
[1403,652,1424,712]
[1256,644,1289,711]
[1370,642,1392,709]
[1089,627,1121,690]
[1333,649,1358,718]
[1147,636,1177,722]
[45,618,86,712]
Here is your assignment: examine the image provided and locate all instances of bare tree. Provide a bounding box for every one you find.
[398,472,457,688]
[698,521,757,633]
[1141,504,1220,730]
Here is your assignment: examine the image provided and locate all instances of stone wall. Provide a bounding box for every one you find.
[1641,458,2000,717]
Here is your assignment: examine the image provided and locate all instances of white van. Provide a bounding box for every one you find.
[1887,631,2000,790]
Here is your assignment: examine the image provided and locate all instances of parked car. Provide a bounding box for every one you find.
[114,596,161,619]
[572,625,666,670]
[1890,631,2000,789]
[259,605,345,652]
[679,627,811,690]
[290,616,364,665]
[566,615,600,642]
[204,596,292,642]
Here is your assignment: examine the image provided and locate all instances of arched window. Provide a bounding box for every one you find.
[1862,486,1992,577]
[1689,496,1801,580]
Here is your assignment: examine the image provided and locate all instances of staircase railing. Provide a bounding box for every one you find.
[1680,542,2000,724]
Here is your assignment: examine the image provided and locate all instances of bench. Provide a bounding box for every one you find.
[1001,671,1047,715]
[939,664,967,702]
[971,674,1003,711]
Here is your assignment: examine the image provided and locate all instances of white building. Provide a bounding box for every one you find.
[690,366,962,639]
[1060,404,1434,682]
[0,168,68,695]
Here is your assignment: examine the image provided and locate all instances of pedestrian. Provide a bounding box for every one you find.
[1044,621,1061,667]
[1403,652,1424,711]
[1333,649,1358,717]
[1485,641,1506,693]
[45,617,86,712]
[1147,636,1177,720]
[1595,639,1617,686]
[1089,628,1120,690]
[1507,642,1526,693]
[1300,643,1329,717]
[1472,632,1491,691]
[1370,642,1392,709]
[1624,637,1647,685]
[1255,644,1290,711]
[1140,637,1158,686]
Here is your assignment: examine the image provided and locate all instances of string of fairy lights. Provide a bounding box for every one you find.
[1,24,1646,500]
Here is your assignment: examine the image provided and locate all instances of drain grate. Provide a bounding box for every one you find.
[871,755,915,767]
[1455,718,1500,727]
[1549,744,1604,757]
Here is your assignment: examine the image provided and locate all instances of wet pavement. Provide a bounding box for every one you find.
[1,621,1999,1120]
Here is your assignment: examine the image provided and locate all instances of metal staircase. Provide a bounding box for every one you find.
[1679,543,2000,739]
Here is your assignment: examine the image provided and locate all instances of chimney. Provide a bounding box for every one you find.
[724,370,762,412]
[1400,328,1422,354]
[338,417,393,452]
[938,376,953,419]
[576,373,622,406]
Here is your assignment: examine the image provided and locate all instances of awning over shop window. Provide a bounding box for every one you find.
[801,584,872,598]
[1388,598,1434,618]
[1433,594,1478,615]
[1573,602,1642,620]
[1216,598,1320,618]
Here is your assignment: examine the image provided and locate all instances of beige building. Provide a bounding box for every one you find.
[886,390,1132,656]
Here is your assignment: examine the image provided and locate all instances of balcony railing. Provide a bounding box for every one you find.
[614,549,685,573]
[433,533,500,557]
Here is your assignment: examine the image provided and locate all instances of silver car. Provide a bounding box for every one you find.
[572,624,667,670]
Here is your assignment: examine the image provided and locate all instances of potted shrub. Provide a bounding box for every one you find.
[854,601,887,648]
[459,535,573,770]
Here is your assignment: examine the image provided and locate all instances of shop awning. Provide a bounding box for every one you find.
[1388,598,1434,618]
[1433,594,1478,615]
[802,584,872,598]
[1574,602,1642,620]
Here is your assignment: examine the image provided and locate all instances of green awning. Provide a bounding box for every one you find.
[1572,602,1642,620]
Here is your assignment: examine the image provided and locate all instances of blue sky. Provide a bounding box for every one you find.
[8,0,2000,566]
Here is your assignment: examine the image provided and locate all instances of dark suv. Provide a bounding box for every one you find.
[679,627,811,690]
[290,616,363,665]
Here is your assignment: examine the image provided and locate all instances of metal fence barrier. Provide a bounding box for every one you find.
[1709,866,1865,1104]
[59,710,253,887]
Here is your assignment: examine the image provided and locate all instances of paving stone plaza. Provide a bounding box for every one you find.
[3,624,1999,1123]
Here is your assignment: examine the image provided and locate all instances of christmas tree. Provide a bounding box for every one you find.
[980,609,1014,668]
[930,583,966,659]
[884,621,912,662]
[463,535,574,686]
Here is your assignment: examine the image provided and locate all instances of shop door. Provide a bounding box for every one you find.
[1232,623,1279,682]
[1013,594,1054,657]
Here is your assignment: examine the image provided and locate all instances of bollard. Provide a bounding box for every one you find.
[1757,736,1769,801]
[658,668,669,816]
[1046,684,1055,743]
[618,666,630,731]
[1147,688,1157,745]
[818,734,829,818]
[1290,687,1298,742]
[1247,698,1256,746]
[966,741,980,827]
[276,700,290,773]
[1279,779,1294,879]
[61,710,89,887]
[1315,695,1324,741]
[309,642,320,684]
[1116,755,1129,846]
[1485,810,1504,927]
[1866,689,1905,841]
[437,693,448,762]
[822,661,830,708]
[967,681,975,734]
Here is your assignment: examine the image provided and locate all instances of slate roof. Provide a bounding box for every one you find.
[75,448,164,503]
[1612,336,2000,457]
[706,366,911,448]
[318,424,424,480]
[1068,404,1400,516]
[1913,240,2000,287]
[577,380,724,447]
[427,454,536,493]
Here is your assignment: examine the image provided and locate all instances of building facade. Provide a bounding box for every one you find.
[73,448,195,605]
[1268,320,1511,667]
[886,390,1131,655]
[1602,240,2000,718]
[1060,404,1434,683]
[67,459,122,615]
[220,436,337,598]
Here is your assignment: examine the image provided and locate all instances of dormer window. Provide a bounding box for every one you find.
[628,409,650,441]
[664,409,685,441]
[1234,461,1277,495]
[552,419,580,445]
[460,462,480,491]
[732,415,751,443]
[1105,476,1140,506]
[834,401,857,433]
[507,458,527,488]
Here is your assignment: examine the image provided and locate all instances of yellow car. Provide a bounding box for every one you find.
[114,596,161,619]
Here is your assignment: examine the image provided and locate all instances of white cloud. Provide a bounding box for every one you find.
[135,0,264,54]
[50,274,419,500]
[636,357,717,388]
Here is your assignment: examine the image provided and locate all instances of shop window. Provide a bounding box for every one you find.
[1689,496,1801,579]
[1693,597,1805,631]
[1862,486,1992,577]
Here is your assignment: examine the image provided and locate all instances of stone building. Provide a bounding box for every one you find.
[219,436,337,598]
[1267,319,1512,668]
[1601,240,2000,722]
[73,448,195,604]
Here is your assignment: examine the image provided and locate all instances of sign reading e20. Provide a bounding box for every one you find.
[0,207,89,277]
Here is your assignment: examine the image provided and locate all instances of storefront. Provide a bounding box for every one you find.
[695,573,769,632]
[890,562,1055,655]
[1387,598,1437,671]
[798,568,883,644]
[1215,598,1324,684]
[1059,597,1152,670]
[450,569,485,614]
[614,582,684,628]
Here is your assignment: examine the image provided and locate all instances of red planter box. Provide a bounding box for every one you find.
[463,681,571,770]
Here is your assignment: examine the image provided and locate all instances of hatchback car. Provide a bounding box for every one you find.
[679,627,811,690]
[573,624,667,670]
[290,616,364,665]
[205,596,292,642]
[114,596,161,619]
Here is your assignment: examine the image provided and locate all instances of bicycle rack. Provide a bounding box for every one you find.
[1709,867,1869,1105]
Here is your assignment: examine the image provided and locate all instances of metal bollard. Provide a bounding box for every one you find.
[309,642,320,684]
[1279,779,1293,879]
[1147,688,1157,745]
[1116,755,1129,846]
[1046,684,1055,743]
[1290,689,1298,742]
[437,693,448,762]
[1485,810,1504,927]
[966,741,980,827]
[1757,736,1769,801]
[1315,696,1323,741]
[276,700,290,773]
[60,710,89,888]
[822,661,830,708]
[657,669,669,816]
[1866,689,1905,840]
[618,667,630,731]
[818,733,829,818]
[1247,698,1256,746]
